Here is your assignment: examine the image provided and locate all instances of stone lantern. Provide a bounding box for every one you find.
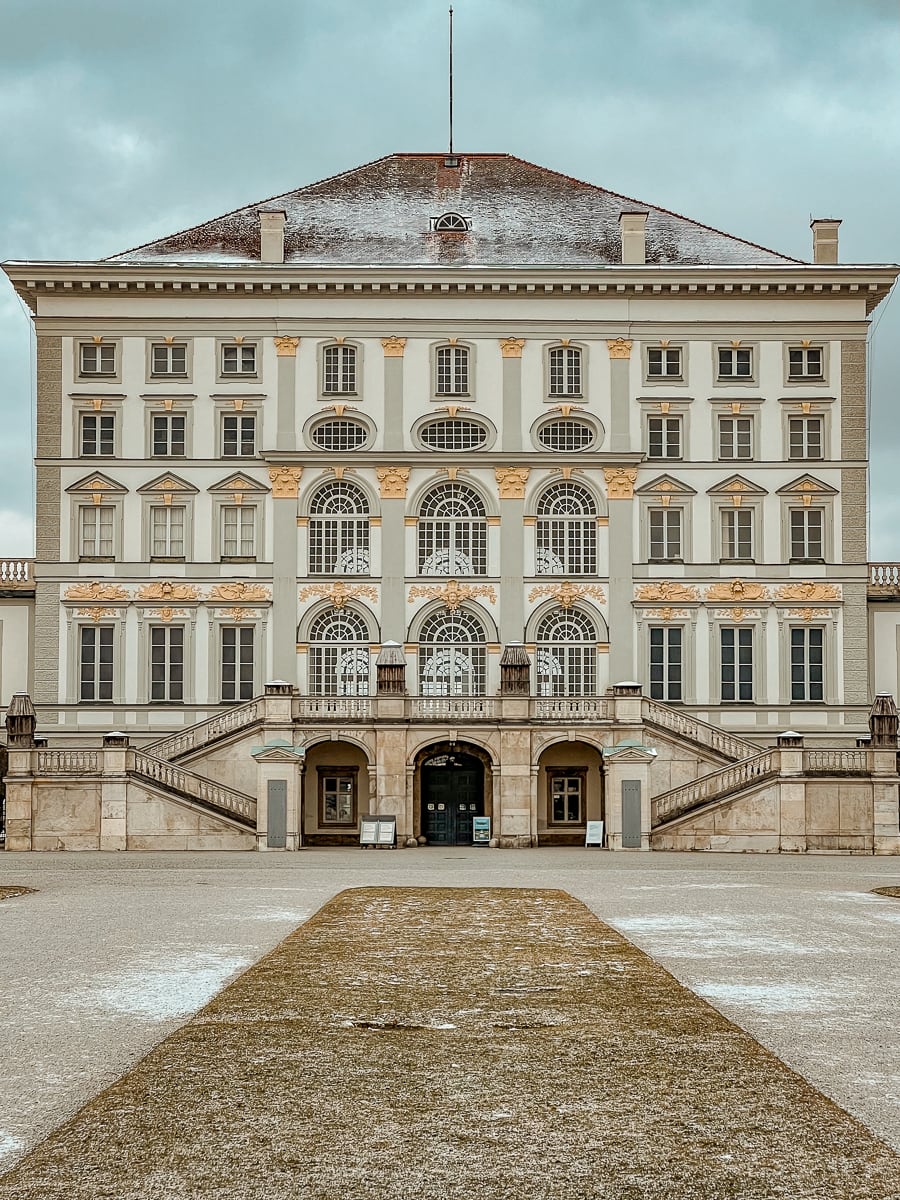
[500,643,531,696]
[376,642,407,695]
[869,693,899,748]
[5,692,36,748]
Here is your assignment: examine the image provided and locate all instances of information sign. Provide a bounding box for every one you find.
[585,820,605,847]
[472,816,491,845]
[359,817,380,847]
[377,816,397,847]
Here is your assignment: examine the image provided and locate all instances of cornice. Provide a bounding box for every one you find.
[4,261,898,315]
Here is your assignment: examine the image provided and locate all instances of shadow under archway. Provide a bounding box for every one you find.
[413,740,494,846]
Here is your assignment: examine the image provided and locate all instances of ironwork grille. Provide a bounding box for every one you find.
[418,484,486,575]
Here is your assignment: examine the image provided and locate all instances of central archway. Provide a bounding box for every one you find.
[414,741,493,846]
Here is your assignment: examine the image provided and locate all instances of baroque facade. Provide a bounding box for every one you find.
[2,152,900,852]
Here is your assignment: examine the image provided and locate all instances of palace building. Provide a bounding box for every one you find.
[2,151,900,853]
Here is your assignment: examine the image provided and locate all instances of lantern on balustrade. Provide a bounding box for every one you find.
[869,693,899,748]
[5,692,36,747]
[500,643,531,696]
[376,642,407,695]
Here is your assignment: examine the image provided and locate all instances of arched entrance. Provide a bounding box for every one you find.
[415,742,492,846]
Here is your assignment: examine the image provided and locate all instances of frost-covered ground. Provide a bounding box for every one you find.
[0,849,898,1171]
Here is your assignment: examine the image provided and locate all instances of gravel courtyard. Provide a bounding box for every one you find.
[1,849,899,1176]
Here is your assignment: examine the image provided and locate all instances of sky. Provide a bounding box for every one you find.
[1,0,899,557]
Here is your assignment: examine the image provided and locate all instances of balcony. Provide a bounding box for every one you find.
[869,563,900,597]
[290,695,611,723]
[0,559,34,593]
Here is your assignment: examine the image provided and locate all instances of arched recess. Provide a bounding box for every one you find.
[302,738,373,847]
[535,738,605,847]
[412,739,494,844]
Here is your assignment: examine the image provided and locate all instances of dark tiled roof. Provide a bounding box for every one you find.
[110,153,801,267]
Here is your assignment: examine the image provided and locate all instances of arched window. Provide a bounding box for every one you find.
[308,608,370,696]
[419,418,487,452]
[322,344,357,394]
[309,481,370,575]
[537,417,595,452]
[435,345,469,394]
[418,608,486,696]
[418,484,487,575]
[433,212,470,232]
[536,608,597,697]
[548,346,582,396]
[536,482,597,575]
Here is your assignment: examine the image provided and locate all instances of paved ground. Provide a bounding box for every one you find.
[1,849,899,1173]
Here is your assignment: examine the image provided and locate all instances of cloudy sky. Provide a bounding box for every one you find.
[1,0,898,556]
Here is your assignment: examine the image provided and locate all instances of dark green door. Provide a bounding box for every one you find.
[421,753,484,846]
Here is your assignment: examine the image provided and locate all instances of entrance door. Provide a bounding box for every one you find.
[621,779,642,849]
[421,752,484,846]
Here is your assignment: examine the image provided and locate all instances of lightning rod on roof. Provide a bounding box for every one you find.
[449,6,454,156]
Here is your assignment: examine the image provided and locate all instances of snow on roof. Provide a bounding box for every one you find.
[109,153,801,268]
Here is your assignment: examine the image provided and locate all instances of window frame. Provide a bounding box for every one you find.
[546,767,587,826]
[545,344,585,399]
[718,505,755,563]
[417,607,487,697]
[646,414,683,460]
[647,506,684,563]
[319,341,360,397]
[714,344,756,384]
[79,411,117,458]
[645,344,685,383]
[306,415,373,453]
[534,482,598,576]
[77,502,117,562]
[534,415,599,454]
[78,624,115,703]
[318,766,359,827]
[307,607,372,696]
[534,608,598,697]
[148,503,189,562]
[433,343,471,397]
[787,414,826,462]
[147,339,191,382]
[220,624,256,703]
[720,625,754,703]
[789,625,825,703]
[717,414,754,461]
[788,506,826,563]
[76,339,120,382]
[220,503,258,562]
[784,343,827,386]
[150,411,188,458]
[648,624,684,702]
[217,339,259,382]
[220,411,258,458]
[417,483,488,577]
[149,624,185,703]
[308,481,371,576]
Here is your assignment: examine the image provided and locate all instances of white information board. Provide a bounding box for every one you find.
[585,820,605,847]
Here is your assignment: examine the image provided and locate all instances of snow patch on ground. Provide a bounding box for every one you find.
[65,952,252,1021]
[612,915,814,956]
[0,1132,24,1162]
[695,982,835,1013]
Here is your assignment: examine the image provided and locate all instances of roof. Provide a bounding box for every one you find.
[109,153,802,268]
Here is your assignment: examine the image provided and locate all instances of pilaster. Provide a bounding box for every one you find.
[382,337,406,451]
[377,467,410,644]
[499,338,524,451]
[3,748,35,851]
[100,734,129,851]
[274,337,299,451]
[604,467,638,683]
[607,338,633,453]
[268,467,302,683]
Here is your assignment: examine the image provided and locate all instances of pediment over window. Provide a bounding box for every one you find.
[65,471,128,495]
[775,474,838,497]
[706,474,767,497]
[634,474,696,497]
[207,472,270,495]
[137,472,199,495]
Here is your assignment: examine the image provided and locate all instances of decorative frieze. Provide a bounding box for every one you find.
[136,581,201,602]
[76,606,117,622]
[376,466,411,498]
[775,581,841,602]
[408,580,497,611]
[298,581,379,609]
[208,582,271,603]
[705,579,770,603]
[64,581,128,602]
[635,581,700,603]
[528,581,607,609]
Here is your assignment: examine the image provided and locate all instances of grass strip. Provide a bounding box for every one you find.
[873,886,900,899]
[0,886,34,901]
[1,886,898,1200]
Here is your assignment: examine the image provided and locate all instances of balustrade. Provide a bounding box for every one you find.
[805,749,869,774]
[147,699,261,761]
[131,751,256,821]
[652,750,778,825]
[36,750,99,774]
[0,558,33,587]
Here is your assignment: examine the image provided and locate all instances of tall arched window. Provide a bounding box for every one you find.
[536,482,597,575]
[418,608,486,696]
[322,343,357,394]
[418,484,487,575]
[308,608,370,696]
[548,346,582,396]
[536,608,597,697]
[309,481,370,575]
[436,345,469,394]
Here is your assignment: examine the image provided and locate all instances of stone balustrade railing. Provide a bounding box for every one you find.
[409,697,498,720]
[146,699,262,761]
[36,750,100,774]
[869,563,900,593]
[642,698,758,762]
[805,749,869,774]
[652,749,779,826]
[130,750,256,822]
[530,697,610,721]
[294,697,374,721]
[0,558,34,588]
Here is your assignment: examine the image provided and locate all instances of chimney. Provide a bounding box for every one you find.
[810,218,840,265]
[259,210,286,264]
[619,210,648,265]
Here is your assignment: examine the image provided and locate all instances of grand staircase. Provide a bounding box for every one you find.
[129,749,256,829]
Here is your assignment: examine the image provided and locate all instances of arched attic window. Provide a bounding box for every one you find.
[432,212,470,232]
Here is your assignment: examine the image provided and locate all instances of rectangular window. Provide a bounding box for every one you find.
[79,626,114,701]
[80,413,115,456]
[79,504,114,559]
[548,347,582,396]
[221,505,256,559]
[720,508,754,560]
[789,416,823,460]
[717,347,752,378]
[150,505,185,558]
[323,345,357,393]
[221,343,257,375]
[221,626,254,702]
[647,347,682,377]
[79,343,116,376]
[718,416,753,460]
[151,343,187,376]
[152,414,186,457]
[791,626,824,702]
[788,346,824,379]
[222,414,256,457]
[436,345,469,394]
[150,625,184,702]
[649,626,682,702]
[648,508,682,560]
[549,771,584,824]
[789,508,824,561]
[319,769,357,825]
[721,626,753,702]
[647,415,682,459]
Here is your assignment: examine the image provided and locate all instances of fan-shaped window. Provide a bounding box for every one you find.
[418,483,487,575]
[308,608,370,696]
[536,607,597,697]
[535,482,597,575]
[323,344,357,394]
[548,346,582,396]
[419,418,487,452]
[310,419,369,452]
[436,345,469,394]
[309,481,370,575]
[538,418,595,453]
[433,212,470,232]
[418,608,486,696]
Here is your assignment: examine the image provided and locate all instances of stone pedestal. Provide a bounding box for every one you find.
[100,734,129,851]
[3,747,35,851]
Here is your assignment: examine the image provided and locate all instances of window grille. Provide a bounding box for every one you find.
[309,481,370,574]
[150,505,185,558]
[535,482,597,575]
[80,626,113,701]
[649,625,682,701]
[535,607,597,696]
[152,414,186,457]
[221,343,256,375]
[222,414,256,457]
[419,418,487,451]
[788,347,823,378]
[308,608,370,696]
[549,773,584,824]
[310,419,368,452]
[435,345,469,394]
[721,626,753,702]
[80,343,116,375]
[790,626,824,702]
[647,347,682,377]
[647,416,682,458]
[537,419,595,452]
[221,505,256,558]
[150,625,184,702]
[80,413,115,456]
[221,626,254,702]
[720,508,753,560]
[79,504,114,558]
[648,508,682,560]
[320,770,357,824]
[323,344,357,393]
[718,347,752,378]
[418,608,486,696]
[789,508,824,561]
[548,347,582,396]
[789,417,823,460]
[417,484,487,575]
[718,416,753,459]
[151,343,187,375]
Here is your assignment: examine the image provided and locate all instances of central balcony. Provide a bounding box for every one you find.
[291,695,612,722]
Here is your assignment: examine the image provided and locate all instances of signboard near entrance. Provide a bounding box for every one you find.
[472,816,491,845]
[585,820,605,847]
[360,815,397,849]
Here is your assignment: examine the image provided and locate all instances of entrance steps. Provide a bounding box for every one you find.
[641,698,759,765]
[650,749,779,830]
[129,749,256,829]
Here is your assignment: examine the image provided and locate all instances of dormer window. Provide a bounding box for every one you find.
[432,212,470,232]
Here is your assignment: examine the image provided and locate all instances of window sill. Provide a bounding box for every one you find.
[321,392,359,398]
[79,556,115,563]
[150,373,189,380]
[79,453,117,458]
[546,394,584,401]
[647,558,684,565]
[789,558,826,565]
[151,453,187,459]
[220,556,257,564]
[320,821,358,829]
[719,558,755,565]
[434,393,471,399]
[150,556,186,563]
[78,374,118,381]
